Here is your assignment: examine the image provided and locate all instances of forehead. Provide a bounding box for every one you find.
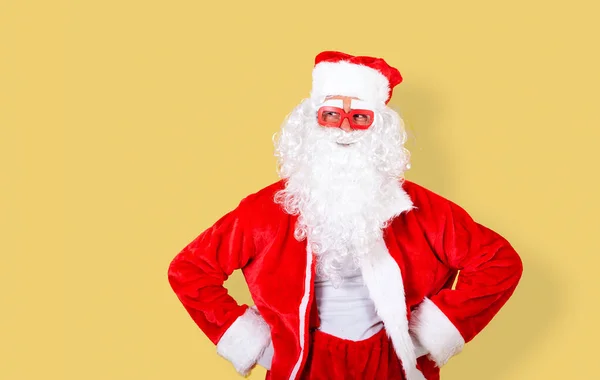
[325,95,360,101]
[321,97,373,109]
[322,95,376,109]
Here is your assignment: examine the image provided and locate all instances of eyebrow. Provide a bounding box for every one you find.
[325,96,360,100]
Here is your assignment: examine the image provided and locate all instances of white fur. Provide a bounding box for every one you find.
[320,98,343,108]
[350,99,375,110]
[361,237,426,380]
[216,306,272,376]
[274,99,412,286]
[311,61,390,107]
[288,240,315,380]
[409,297,466,367]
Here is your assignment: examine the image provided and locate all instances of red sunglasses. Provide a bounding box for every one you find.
[317,106,375,130]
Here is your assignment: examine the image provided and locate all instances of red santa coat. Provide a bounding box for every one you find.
[168,179,523,380]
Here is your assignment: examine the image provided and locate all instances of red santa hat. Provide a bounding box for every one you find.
[310,51,403,106]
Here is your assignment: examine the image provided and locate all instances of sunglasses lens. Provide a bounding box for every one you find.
[352,113,372,127]
[320,110,341,124]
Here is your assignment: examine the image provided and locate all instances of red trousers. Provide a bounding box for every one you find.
[299,328,405,380]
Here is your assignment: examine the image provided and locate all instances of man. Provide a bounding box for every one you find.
[168,51,523,380]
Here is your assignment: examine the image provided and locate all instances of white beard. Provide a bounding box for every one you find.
[274,99,412,286]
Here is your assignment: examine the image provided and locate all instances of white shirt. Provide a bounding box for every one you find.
[313,259,384,341]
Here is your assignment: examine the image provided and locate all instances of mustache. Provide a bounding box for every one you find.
[335,132,366,145]
[308,125,370,146]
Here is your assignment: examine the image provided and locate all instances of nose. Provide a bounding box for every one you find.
[340,118,352,132]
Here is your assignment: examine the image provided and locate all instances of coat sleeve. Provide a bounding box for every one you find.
[167,199,271,376]
[408,186,523,368]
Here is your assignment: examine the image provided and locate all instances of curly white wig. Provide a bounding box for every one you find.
[273,98,412,285]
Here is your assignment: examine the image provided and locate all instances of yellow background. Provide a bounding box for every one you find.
[2,0,599,379]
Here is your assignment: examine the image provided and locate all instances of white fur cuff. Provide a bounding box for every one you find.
[216,306,272,376]
[409,297,465,367]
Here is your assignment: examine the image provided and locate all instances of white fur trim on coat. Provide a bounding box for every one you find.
[216,306,272,376]
[409,297,465,367]
[289,239,315,380]
[311,61,390,107]
[361,237,426,380]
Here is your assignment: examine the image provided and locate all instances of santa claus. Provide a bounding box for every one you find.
[168,51,523,380]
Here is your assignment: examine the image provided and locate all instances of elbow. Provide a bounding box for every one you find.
[507,239,524,276]
[504,244,524,289]
[167,252,184,292]
[494,230,524,283]
[514,249,524,283]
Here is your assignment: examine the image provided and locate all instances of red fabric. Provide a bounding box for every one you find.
[299,329,403,380]
[264,331,440,380]
[167,179,523,379]
[167,207,254,345]
[393,186,524,343]
[314,51,403,103]
[266,328,439,380]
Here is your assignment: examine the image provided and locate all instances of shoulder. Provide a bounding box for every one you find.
[237,179,286,213]
[401,179,467,220]
[402,179,450,208]
[242,180,285,203]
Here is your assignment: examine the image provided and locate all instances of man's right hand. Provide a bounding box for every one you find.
[257,339,274,371]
